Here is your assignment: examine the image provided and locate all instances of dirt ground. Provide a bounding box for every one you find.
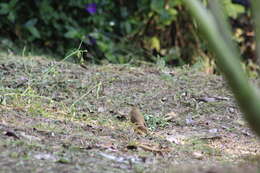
[0,53,259,173]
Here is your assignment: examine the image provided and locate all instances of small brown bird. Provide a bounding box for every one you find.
[129,107,148,134]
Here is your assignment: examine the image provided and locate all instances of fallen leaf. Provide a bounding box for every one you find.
[165,111,178,121]
[166,135,179,144]
[138,144,171,155]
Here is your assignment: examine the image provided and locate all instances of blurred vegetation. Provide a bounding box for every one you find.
[0,0,256,70]
[183,0,260,136]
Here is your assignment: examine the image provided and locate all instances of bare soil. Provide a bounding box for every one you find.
[0,53,259,173]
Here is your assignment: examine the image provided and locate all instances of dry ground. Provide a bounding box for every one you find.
[0,53,259,172]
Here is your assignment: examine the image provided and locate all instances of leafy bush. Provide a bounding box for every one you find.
[0,0,251,65]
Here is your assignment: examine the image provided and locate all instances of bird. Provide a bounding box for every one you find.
[129,107,148,134]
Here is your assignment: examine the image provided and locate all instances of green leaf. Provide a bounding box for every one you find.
[9,0,18,8]
[0,3,9,14]
[8,12,16,22]
[29,27,40,38]
[25,18,38,27]
[159,8,177,26]
[150,0,164,13]
[120,7,128,18]
[124,22,132,34]
[106,53,117,63]
[97,42,107,52]
[24,19,41,38]
[64,29,79,38]
[223,0,245,18]
[169,0,183,7]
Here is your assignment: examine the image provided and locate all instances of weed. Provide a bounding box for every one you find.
[144,114,169,131]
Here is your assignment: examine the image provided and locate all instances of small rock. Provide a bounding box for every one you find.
[161,97,167,102]
[228,107,235,113]
[193,151,203,160]
[181,92,187,97]
[209,128,218,133]
[98,107,106,113]
[185,118,194,125]
[34,153,57,161]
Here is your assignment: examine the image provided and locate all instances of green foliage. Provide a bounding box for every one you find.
[0,0,183,63]
[222,0,245,18]
[0,0,251,65]
[144,114,169,131]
